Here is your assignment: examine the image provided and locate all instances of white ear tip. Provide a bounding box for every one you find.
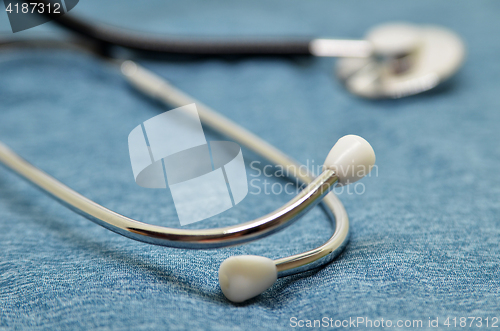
[324,135,376,186]
[218,255,277,303]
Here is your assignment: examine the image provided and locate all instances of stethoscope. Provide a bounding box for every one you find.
[0,13,465,303]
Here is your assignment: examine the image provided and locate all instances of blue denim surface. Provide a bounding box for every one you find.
[1,1,500,330]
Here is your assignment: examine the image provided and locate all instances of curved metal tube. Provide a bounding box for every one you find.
[0,142,337,249]
[120,61,351,276]
[0,40,351,277]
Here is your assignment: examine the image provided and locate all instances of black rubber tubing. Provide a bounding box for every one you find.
[49,11,313,56]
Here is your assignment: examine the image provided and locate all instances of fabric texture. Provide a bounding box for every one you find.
[1,1,499,330]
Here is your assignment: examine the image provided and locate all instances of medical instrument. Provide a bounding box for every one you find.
[0,37,376,302]
[48,11,466,98]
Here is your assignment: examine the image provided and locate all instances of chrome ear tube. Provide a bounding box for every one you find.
[0,55,376,303]
[0,116,375,303]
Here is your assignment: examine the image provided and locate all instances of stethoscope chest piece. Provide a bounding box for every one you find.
[336,22,466,98]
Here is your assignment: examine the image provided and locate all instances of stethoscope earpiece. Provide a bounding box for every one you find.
[324,135,376,185]
[219,255,277,303]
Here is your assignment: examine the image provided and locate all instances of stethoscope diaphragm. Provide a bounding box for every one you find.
[336,22,466,98]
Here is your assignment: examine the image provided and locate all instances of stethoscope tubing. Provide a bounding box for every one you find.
[50,14,372,58]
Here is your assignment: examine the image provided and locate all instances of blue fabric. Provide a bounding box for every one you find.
[1,1,500,330]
